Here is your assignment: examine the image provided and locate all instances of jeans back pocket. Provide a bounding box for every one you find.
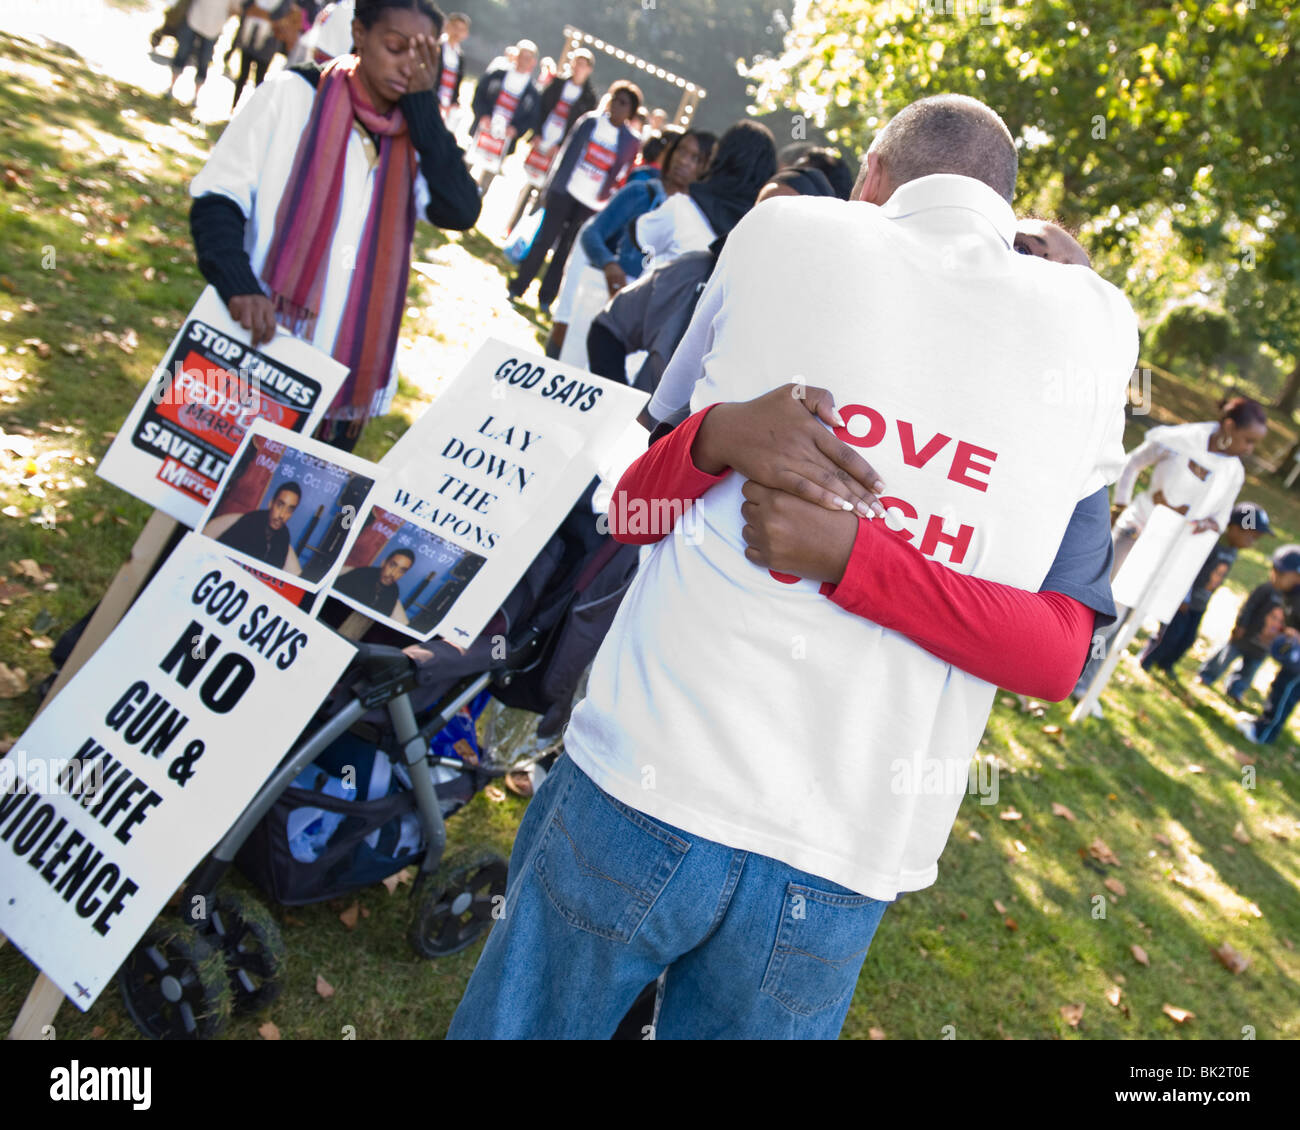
[533,767,689,943]
[760,883,889,1016]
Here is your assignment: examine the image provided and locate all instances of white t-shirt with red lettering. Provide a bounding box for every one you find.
[564,176,1139,900]
[566,115,621,210]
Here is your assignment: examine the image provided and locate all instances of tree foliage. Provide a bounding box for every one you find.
[745,0,1299,392]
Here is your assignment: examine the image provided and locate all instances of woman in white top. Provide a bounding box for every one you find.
[189,0,480,451]
[1110,396,1267,576]
[633,120,777,269]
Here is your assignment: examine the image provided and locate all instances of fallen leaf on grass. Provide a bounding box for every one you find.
[1060,1003,1084,1027]
[484,785,506,802]
[1212,942,1249,974]
[1104,985,1122,1007]
[0,581,29,600]
[967,830,982,841]
[284,914,305,927]
[1042,724,1065,743]
[1013,840,1028,854]
[999,808,1022,821]
[1131,944,1150,967]
[1162,1003,1195,1024]
[29,636,52,650]
[1232,749,1256,766]
[338,902,359,930]
[0,664,29,698]
[381,866,415,894]
[868,1027,886,1040]
[9,558,49,583]
[993,899,1008,914]
[315,974,335,999]
[90,1025,106,1038]
[1004,917,1018,931]
[1104,878,1127,898]
[1153,832,1172,847]
[259,1021,281,1040]
[1231,821,1251,844]
[1186,764,1204,774]
[1051,802,1076,822]
[1089,838,1121,866]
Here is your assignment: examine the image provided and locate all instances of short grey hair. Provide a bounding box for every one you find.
[870,94,1018,203]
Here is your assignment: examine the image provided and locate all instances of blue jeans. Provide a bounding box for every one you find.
[1199,644,1263,700]
[447,753,893,1039]
[172,24,216,83]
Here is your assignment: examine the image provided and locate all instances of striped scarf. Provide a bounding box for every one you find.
[262,55,417,422]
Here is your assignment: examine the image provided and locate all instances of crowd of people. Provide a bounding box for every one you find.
[168,0,1288,1039]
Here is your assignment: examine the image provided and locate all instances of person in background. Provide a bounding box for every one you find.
[791,146,854,200]
[537,56,557,89]
[189,0,481,451]
[543,128,710,364]
[1072,396,1267,707]
[507,81,642,315]
[1239,600,1300,744]
[648,107,668,132]
[433,11,470,121]
[1140,501,1273,682]
[1201,540,1300,702]
[169,0,240,103]
[468,40,541,192]
[505,49,597,232]
[296,0,356,63]
[228,1,300,112]
[634,120,778,271]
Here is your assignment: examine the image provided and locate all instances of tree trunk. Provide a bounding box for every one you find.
[1273,358,1300,416]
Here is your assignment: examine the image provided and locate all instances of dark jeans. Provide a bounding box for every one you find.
[1255,663,1300,743]
[586,320,627,384]
[1139,605,1206,672]
[510,190,594,307]
[231,51,272,108]
[172,24,216,84]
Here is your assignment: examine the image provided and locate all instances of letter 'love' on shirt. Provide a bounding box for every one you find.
[565,176,1139,901]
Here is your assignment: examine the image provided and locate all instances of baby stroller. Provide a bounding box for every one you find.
[115,491,641,1039]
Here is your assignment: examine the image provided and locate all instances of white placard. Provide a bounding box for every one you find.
[374,339,647,643]
[196,419,381,593]
[98,287,348,528]
[1111,504,1219,623]
[0,534,355,1007]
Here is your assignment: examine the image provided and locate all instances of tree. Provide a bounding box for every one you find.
[744,0,1299,400]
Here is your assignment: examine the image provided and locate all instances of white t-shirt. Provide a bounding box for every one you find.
[566,115,622,211]
[190,70,433,417]
[565,176,1138,900]
[188,0,239,40]
[1114,420,1244,529]
[634,192,716,269]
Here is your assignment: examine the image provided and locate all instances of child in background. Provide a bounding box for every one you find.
[1201,542,1300,703]
[1241,620,1300,743]
[1141,501,1272,680]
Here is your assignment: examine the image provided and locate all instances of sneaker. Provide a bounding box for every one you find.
[1234,714,1259,744]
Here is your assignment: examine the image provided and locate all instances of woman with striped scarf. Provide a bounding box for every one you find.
[189,0,481,451]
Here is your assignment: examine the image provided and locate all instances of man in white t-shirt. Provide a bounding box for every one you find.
[448,94,1137,1040]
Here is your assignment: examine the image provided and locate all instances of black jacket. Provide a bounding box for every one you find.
[470,67,542,152]
[534,74,597,143]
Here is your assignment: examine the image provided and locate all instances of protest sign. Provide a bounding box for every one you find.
[0,533,354,1008]
[374,339,647,643]
[328,495,485,639]
[1111,504,1215,623]
[198,419,380,593]
[98,287,347,528]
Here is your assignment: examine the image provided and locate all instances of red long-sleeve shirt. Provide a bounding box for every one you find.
[611,406,1094,700]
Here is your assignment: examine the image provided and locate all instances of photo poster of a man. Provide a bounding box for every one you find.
[97,286,348,529]
[327,505,487,640]
[198,419,381,593]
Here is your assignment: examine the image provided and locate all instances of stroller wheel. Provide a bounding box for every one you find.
[206,892,287,1014]
[408,848,509,958]
[118,922,233,1040]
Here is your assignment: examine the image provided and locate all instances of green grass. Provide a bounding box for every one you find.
[1,32,1297,1040]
